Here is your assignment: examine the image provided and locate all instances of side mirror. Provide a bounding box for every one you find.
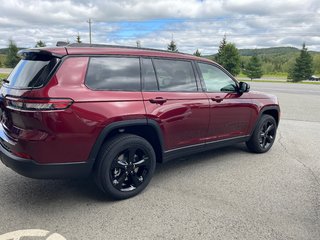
[239,82,250,93]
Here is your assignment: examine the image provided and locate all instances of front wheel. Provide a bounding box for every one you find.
[94,134,156,200]
[246,114,277,153]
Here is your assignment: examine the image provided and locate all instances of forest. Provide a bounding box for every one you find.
[1,45,320,77]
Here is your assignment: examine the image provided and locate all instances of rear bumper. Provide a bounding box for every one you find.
[0,143,93,179]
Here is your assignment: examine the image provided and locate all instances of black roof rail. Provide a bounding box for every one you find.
[66,43,192,56]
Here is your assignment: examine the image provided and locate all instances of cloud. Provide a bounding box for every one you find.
[0,0,319,53]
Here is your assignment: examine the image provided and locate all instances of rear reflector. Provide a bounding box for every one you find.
[5,97,73,111]
[11,150,32,159]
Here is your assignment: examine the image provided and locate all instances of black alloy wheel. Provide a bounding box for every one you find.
[94,134,156,200]
[258,119,276,150]
[246,114,277,153]
[110,147,151,192]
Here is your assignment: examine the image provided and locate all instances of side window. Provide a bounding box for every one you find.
[141,58,158,91]
[86,57,140,91]
[153,59,197,92]
[198,63,237,92]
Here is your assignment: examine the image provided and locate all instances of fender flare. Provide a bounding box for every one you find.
[87,118,164,165]
[250,105,280,136]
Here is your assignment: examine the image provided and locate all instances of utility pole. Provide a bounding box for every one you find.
[87,18,92,45]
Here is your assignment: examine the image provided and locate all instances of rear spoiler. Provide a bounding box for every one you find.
[18,48,67,60]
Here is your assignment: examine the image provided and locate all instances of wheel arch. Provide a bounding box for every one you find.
[88,119,164,171]
[260,105,280,125]
[250,105,280,136]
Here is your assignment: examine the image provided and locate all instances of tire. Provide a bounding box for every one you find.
[94,134,156,200]
[246,114,277,153]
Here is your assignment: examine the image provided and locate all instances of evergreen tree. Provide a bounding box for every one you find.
[193,49,201,57]
[5,40,20,68]
[167,40,178,52]
[215,34,227,64]
[290,43,313,82]
[244,54,263,80]
[219,43,241,76]
[76,33,82,43]
[35,40,46,48]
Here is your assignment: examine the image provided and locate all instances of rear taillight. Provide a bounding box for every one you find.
[5,97,73,111]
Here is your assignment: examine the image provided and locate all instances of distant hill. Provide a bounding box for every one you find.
[238,47,301,56]
[207,46,320,58]
[0,49,7,54]
[206,46,320,74]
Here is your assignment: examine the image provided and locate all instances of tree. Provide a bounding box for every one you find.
[167,40,178,52]
[35,40,46,48]
[215,34,227,64]
[214,35,241,76]
[313,55,320,74]
[193,49,201,57]
[76,33,82,43]
[243,54,263,80]
[5,40,20,68]
[218,43,241,76]
[289,43,313,82]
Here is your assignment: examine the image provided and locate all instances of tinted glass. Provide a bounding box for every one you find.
[198,63,237,92]
[153,59,197,92]
[6,58,59,88]
[86,57,140,91]
[142,58,158,91]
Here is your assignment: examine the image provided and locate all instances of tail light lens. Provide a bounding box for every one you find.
[5,97,73,111]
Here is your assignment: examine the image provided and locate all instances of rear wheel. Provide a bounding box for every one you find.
[94,134,156,200]
[246,114,277,153]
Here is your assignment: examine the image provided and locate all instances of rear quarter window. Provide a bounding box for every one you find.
[85,57,141,91]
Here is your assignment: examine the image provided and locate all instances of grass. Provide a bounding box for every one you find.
[262,73,288,77]
[250,79,320,85]
[0,73,9,78]
[0,73,9,79]
[0,54,6,65]
[238,72,288,78]
[0,73,9,86]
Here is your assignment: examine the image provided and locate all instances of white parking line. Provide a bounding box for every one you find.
[0,229,66,240]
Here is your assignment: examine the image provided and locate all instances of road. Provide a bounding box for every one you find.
[0,82,319,240]
[0,68,12,74]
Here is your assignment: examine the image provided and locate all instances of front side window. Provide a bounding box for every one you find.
[198,63,237,92]
[153,59,197,92]
[86,57,140,91]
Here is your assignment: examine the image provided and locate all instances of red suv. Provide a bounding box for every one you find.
[0,44,280,199]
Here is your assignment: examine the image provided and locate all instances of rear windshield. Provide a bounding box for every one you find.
[5,55,59,89]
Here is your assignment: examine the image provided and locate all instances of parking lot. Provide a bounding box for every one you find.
[0,82,319,240]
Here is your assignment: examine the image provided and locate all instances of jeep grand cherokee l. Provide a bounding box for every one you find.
[0,44,280,199]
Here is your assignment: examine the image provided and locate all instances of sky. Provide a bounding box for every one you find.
[0,0,319,54]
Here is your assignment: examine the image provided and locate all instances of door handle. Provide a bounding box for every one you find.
[211,96,223,103]
[149,97,167,104]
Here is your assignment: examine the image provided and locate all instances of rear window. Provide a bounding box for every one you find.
[5,55,59,89]
[85,57,141,91]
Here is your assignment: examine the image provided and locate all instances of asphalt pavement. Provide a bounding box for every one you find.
[0,82,319,240]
